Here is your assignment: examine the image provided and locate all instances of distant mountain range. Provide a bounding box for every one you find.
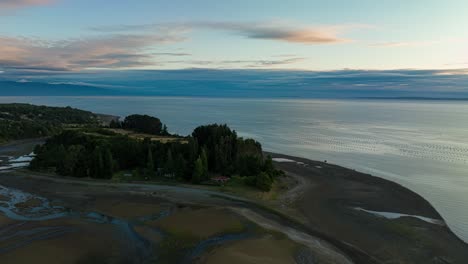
[1,69,468,99]
[0,81,118,96]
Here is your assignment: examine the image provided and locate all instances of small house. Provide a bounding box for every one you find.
[211,176,230,184]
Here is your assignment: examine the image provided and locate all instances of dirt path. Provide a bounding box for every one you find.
[278,170,312,207]
[232,207,353,264]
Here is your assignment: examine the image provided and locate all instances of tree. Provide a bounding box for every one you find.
[192,124,239,175]
[72,157,88,178]
[89,146,113,179]
[109,119,121,128]
[165,149,174,174]
[162,124,168,135]
[123,114,163,135]
[90,146,104,178]
[256,172,273,192]
[200,148,209,180]
[175,153,187,179]
[187,138,199,165]
[102,147,114,179]
[263,155,275,175]
[56,145,83,176]
[192,156,203,184]
[147,147,154,171]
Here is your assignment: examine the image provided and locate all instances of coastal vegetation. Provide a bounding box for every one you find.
[110,114,169,136]
[12,105,283,191]
[0,103,98,143]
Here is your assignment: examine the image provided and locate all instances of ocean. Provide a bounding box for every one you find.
[1,96,468,242]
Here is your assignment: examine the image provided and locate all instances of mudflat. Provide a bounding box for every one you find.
[0,139,467,263]
[268,152,468,264]
[0,170,353,264]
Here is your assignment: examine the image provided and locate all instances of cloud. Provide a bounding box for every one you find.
[370,41,439,48]
[164,57,305,68]
[91,21,365,45]
[0,33,185,71]
[433,69,468,76]
[153,52,191,56]
[0,0,53,9]
[370,38,466,48]
[194,22,350,44]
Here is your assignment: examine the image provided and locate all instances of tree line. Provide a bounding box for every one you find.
[31,123,282,191]
[109,114,169,135]
[0,103,98,143]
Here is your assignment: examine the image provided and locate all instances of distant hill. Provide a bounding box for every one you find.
[1,69,468,98]
[0,103,99,142]
[0,81,117,96]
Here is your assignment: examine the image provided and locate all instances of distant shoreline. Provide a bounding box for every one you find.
[2,95,468,102]
[357,96,468,101]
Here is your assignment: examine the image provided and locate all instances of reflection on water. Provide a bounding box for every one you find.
[1,96,468,242]
[0,153,35,171]
[353,207,445,225]
[0,185,66,221]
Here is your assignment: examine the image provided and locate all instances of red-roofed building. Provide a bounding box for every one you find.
[211,176,230,184]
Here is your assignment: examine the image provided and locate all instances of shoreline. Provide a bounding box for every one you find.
[267,151,468,263]
[1,139,468,262]
[267,151,445,219]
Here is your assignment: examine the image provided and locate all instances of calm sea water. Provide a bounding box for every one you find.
[2,96,468,242]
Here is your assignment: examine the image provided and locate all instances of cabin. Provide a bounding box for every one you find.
[211,176,230,185]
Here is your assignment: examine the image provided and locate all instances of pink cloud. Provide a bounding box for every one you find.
[192,22,356,44]
[0,34,185,71]
[0,0,54,9]
[91,22,369,45]
[370,41,439,48]
[370,38,465,48]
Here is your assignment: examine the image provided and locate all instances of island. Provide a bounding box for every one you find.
[0,103,467,264]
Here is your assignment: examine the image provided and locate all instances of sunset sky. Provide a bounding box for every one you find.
[1,0,467,72]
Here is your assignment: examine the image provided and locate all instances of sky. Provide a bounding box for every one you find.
[0,0,467,72]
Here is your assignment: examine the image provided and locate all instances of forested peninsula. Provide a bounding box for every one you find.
[0,104,281,191]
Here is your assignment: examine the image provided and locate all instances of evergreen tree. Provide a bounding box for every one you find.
[109,119,121,128]
[263,155,275,174]
[175,153,186,179]
[102,148,114,179]
[256,172,273,192]
[90,147,102,178]
[187,138,199,165]
[162,124,168,135]
[200,148,209,180]
[165,149,174,174]
[147,147,154,171]
[192,156,203,184]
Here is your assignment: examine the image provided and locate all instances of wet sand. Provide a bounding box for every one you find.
[268,152,468,264]
[203,237,298,264]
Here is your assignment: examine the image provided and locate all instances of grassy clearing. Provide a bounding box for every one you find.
[106,128,188,143]
[152,208,246,239]
[156,231,200,264]
[93,200,163,219]
[213,175,288,203]
[203,236,299,264]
